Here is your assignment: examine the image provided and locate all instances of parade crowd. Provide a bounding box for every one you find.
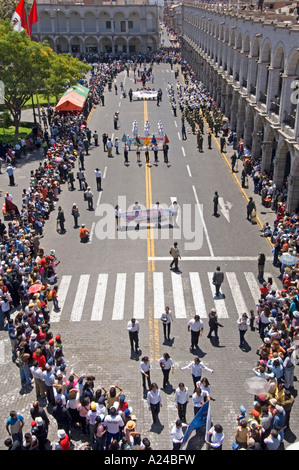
[1,42,299,451]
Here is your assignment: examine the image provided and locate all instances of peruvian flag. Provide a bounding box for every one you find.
[28,0,38,36]
[11,0,28,33]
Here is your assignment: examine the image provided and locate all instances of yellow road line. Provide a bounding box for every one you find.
[144,100,160,361]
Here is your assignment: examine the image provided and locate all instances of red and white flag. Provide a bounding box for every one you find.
[11,0,28,33]
[28,0,38,36]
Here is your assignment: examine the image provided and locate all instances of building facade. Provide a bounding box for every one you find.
[31,0,160,55]
[181,2,299,213]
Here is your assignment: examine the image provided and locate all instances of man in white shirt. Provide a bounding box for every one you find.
[104,406,124,449]
[127,318,139,352]
[205,424,224,450]
[192,387,210,416]
[95,168,102,191]
[107,138,113,157]
[174,383,189,423]
[170,419,189,450]
[264,429,282,450]
[188,315,204,350]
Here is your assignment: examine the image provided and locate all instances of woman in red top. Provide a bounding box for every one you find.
[32,348,46,371]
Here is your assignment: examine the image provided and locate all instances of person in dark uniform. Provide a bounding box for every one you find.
[213,191,219,217]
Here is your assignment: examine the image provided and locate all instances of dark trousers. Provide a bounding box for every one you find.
[162,368,171,388]
[207,326,219,340]
[177,402,187,422]
[215,283,221,296]
[96,177,102,190]
[191,330,200,349]
[239,329,247,346]
[150,402,160,423]
[170,257,179,270]
[163,322,171,340]
[129,331,139,350]
[142,371,151,389]
[192,374,202,392]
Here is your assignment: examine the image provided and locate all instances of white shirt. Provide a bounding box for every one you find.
[161,310,173,324]
[174,387,189,405]
[192,390,209,408]
[182,361,213,377]
[188,318,204,332]
[158,357,174,370]
[127,320,139,333]
[171,423,188,443]
[207,426,224,448]
[140,361,150,374]
[104,414,124,434]
[147,388,162,407]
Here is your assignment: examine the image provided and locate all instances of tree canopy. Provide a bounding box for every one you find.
[0,20,91,141]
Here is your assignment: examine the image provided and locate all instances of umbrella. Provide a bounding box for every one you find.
[54,157,63,163]
[243,377,271,395]
[279,253,298,266]
[28,283,42,294]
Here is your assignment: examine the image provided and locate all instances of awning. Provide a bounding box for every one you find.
[56,90,86,112]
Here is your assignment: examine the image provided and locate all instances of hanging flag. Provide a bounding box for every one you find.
[5,198,20,217]
[180,401,210,450]
[11,0,28,33]
[28,0,38,36]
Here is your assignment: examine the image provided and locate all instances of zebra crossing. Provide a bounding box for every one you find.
[49,270,279,324]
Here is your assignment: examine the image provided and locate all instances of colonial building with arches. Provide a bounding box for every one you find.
[31,0,159,55]
[181,2,299,213]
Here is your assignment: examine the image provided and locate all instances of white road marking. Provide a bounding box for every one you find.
[112,273,127,320]
[192,185,214,257]
[91,274,108,321]
[70,274,90,322]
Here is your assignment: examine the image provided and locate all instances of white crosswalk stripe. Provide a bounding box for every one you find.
[153,272,164,319]
[70,274,90,322]
[112,273,127,320]
[133,272,145,319]
[171,272,187,319]
[91,274,108,321]
[226,272,248,317]
[189,272,207,318]
[51,275,71,323]
[50,270,278,323]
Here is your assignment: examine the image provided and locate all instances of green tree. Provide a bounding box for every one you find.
[0,21,53,141]
[0,21,90,141]
[42,50,91,103]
